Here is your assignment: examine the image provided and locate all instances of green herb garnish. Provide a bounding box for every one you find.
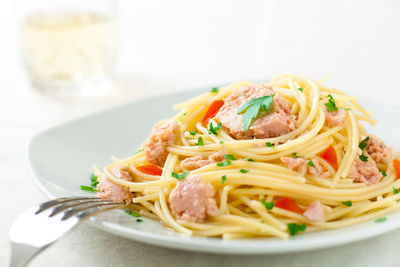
[292,152,299,158]
[172,171,190,180]
[393,187,399,195]
[90,173,98,187]
[359,137,370,150]
[209,122,222,135]
[125,210,141,218]
[189,131,197,136]
[379,170,387,177]
[287,223,306,236]
[221,175,227,184]
[307,160,315,167]
[266,142,275,147]
[244,158,255,162]
[239,169,249,173]
[219,141,224,144]
[217,161,232,167]
[196,136,204,146]
[359,155,368,162]
[133,149,144,155]
[342,201,352,207]
[210,87,220,93]
[298,88,304,92]
[261,199,274,210]
[80,185,97,192]
[325,94,339,112]
[224,154,236,161]
[237,95,274,130]
[375,217,387,223]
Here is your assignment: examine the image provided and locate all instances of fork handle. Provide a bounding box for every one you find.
[9,243,44,267]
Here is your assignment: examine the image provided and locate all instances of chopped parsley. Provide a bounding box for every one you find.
[307,160,315,167]
[266,142,275,147]
[90,173,98,187]
[393,187,399,195]
[244,158,255,162]
[344,108,351,111]
[189,131,198,136]
[287,223,306,236]
[80,185,97,192]
[291,152,299,158]
[210,87,220,93]
[221,175,227,184]
[375,217,387,223]
[359,137,370,150]
[239,169,249,173]
[125,210,141,218]
[172,171,190,180]
[342,201,352,207]
[224,154,236,160]
[298,88,304,92]
[217,161,232,167]
[325,94,339,112]
[209,122,222,135]
[379,170,387,177]
[359,155,368,162]
[196,136,204,146]
[237,95,274,131]
[261,199,274,210]
[219,141,224,144]
[133,148,144,155]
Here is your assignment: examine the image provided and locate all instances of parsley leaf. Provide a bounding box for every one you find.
[80,185,96,192]
[172,171,190,180]
[342,201,352,207]
[307,160,315,167]
[209,122,222,135]
[287,223,306,236]
[224,154,236,160]
[210,87,219,93]
[292,152,299,158]
[237,95,274,130]
[219,141,224,144]
[196,136,204,146]
[244,158,255,162]
[239,169,249,173]
[325,94,339,112]
[133,148,144,155]
[393,187,399,194]
[359,137,370,150]
[189,131,197,136]
[379,170,387,177]
[217,161,232,167]
[298,88,304,92]
[125,210,141,217]
[261,199,274,210]
[266,142,275,147]
[375,217,387,223]
[90,173,98,187]
[221,175,227,184]
[359,155,368,162]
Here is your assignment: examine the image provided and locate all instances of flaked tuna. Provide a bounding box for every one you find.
[169,175,218,223]
[215,84,296,140]
[181,150,225,170]
[145,120,179,167]
[367,136,391,164]
[347,157,383,185]
[97,166,133,204]
[324,106,347,127]
[281,157,329,178]
[303,201,325,221]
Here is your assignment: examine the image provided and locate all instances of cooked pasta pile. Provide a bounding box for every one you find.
[93,74,400,239]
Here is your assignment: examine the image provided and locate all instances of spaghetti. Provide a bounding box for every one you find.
[93,74,400,239]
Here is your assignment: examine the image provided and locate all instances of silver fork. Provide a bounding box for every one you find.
[9,197,126,267]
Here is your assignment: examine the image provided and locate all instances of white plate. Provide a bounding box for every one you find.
[26,89,400,254]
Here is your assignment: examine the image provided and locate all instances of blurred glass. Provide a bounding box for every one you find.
[19,0,118,95]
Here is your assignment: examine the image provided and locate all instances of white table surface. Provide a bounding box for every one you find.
[2,1,400,266]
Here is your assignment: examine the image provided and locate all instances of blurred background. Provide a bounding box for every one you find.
[2,1,400,266]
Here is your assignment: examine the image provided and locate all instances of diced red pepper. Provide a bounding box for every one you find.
[318,144,338,171]
[394,159,400,179]
[202,100,224,125]
[136,165,163,176]
[275,197,304,214]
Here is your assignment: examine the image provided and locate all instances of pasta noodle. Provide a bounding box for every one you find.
[94,74,400,239]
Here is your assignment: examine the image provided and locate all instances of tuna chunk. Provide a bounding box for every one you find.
[367,136,391,164]
[324,107,347,127]
[347,157,383,185]
[181,150,225,170]
[215,84,296,140]
[145,120,179,167]
[303,201,325,221]
[97,166,133,204]
[281,157,329,178]
[169,175,218,223]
